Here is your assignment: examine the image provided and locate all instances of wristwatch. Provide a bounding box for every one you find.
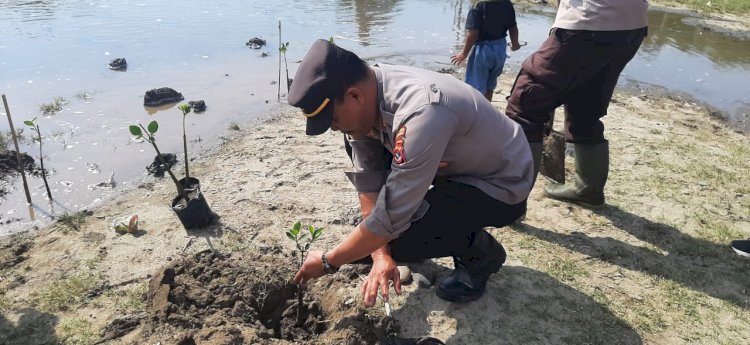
[321,252,339,274]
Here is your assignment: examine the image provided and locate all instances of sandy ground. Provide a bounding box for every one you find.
[1,66,749,344]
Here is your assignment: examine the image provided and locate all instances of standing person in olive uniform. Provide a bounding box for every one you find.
[290,39,533,304]
[451,0,521,101]
[505,0,648,206]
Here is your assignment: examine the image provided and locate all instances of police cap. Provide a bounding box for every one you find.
[288,39,362,135]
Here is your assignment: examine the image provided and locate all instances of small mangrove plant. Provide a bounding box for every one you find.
[285,221,324,326]
[23,117,52,200]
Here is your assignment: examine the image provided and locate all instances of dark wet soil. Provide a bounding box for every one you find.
[143,87,184,107]
[0,150,40,198]
[0,235,32,270]
[134,250,401,345]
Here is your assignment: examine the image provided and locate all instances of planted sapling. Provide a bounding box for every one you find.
[178,103,192,183]
[23,117,52,200]
[129,120,187,201]
[285,221,324,326]
[279,41,291,91]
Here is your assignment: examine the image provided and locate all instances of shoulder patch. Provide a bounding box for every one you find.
[393,126,407,164]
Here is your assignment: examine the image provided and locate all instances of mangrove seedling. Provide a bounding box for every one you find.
[178,103,192,183]
[23,117,52,200]
[279,41,291,91]
[129,121,186,201]
[286,221,324,326]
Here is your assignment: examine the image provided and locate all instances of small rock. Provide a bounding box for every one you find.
[398,266,412,285]
[413,273,432,288]
[188,100,206,113]
[108,58,127,71]
[344,298,355,307]
[246,37,266,49]
[143,87,184,107]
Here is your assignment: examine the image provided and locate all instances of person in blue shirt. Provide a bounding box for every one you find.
[451,0,521,101]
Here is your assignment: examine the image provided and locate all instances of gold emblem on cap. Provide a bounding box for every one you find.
[303,98,330,118]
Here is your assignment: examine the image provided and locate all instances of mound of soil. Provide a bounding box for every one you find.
[144,87,184,107]
[136,250,401,345]
[0,237,32,270]
[108,58,127,71]
[0,150,39,197]
[146,153,178,178]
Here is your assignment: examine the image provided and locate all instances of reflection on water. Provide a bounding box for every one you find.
[0,0,748,231]
[643,10,750,68]
[343,0,403,46]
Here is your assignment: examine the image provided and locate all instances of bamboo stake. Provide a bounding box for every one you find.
[2,94,35,220]
[278,20,282,101]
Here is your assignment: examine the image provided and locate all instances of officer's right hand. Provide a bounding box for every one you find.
[510,43,521,51]
[361,256,402,307]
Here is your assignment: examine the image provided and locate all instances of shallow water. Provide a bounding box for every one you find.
[1,1,748,233]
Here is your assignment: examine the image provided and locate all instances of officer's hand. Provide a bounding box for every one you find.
[293,250,325,286]
[510,43,521,51]
[361,256,402,307]
[450,52,467,66]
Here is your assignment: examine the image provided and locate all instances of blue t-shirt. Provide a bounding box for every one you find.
[465,0,517,41]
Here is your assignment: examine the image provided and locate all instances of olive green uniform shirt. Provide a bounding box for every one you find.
[346,64,533,240]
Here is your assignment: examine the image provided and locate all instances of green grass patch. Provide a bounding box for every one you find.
[57,319,98,345]
[0,291,10,311]
[545,256,589,282]
[218,233,249,252]
[39,97,67,115]
[661,0,750,15]
[34,272,102,312]
[118,284,147,313]
[74,91,93,100]
[695,221,743,244]
[56,211,90,232]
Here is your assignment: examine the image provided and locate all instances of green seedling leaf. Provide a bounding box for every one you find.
[129,125,142,136]
[23,120,35,127]
[178,103,191,115]
[308,225,315,236]
[313,228,322,240]
[147,121,158,134]
[293,221,302,232]
[286,231,296,241]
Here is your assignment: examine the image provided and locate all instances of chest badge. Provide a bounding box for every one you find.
[393,126,407,164]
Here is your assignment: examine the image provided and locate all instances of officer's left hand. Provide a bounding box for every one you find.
[293,249,326,286]
[361,256,402,307]
[450,52,467,66]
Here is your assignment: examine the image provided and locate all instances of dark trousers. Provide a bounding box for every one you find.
[505,27,647,144]
[344,137,526,264]
[388,180,525,264]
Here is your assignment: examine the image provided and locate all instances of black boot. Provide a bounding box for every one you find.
[436,232,506,303]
